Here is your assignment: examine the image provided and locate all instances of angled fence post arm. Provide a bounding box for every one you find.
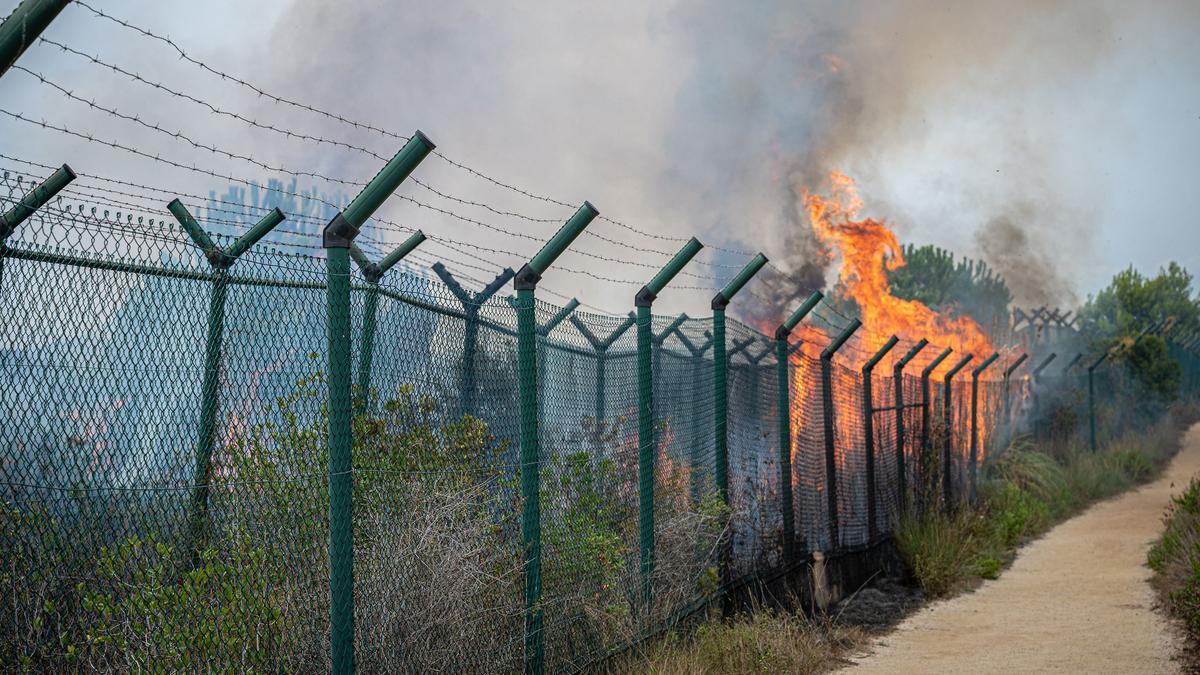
[0,0,72,80]
[0,164,75,293]
[942,354,974,511]
[515,201,597,674]
[711,251,767,613]
[634,237,702,604]
[1029,353,1057,438]
[893,339,929,515]
[322,130,434,675]
[1001,352,1029,449]
[862,335,898,542]
[569,313,606,426]
[969,353,1000,502]
[774,290,823,560]
[1062,352,1084,374]
[0,163,75,239]
[169,200,284,568]
[354,230,426,408]
[819,318,861,549]
[435,262,516,414]
[1032,352,1057,378]
[727,337,755,364]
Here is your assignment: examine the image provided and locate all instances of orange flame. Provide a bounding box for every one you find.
[803,171,994,363]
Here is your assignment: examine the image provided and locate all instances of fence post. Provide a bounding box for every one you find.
[0,163,74,290]
[168,200,285,565]
[671,327,713,502]
[569,312,635,425]
[919,348,952,514]
[0,0,72,80]
[1088,351,1109,453]
[432,263,515,414]
[862,336,899,542]
[1001,353,1028,449]
[712,252,768,610]
[1062,352,1083,374]
[942,354,974,511]
[1029,353,1057,440]
[969,352,999,502]
[775,291,823,560]
[352,230,426,408]
[634,237,703,604]
[893,340,928,516]
[515,202,597,674]
[818,319,861,549]
[322,130,434,674]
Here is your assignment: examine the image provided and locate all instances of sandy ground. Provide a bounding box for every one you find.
[845,424,1200,674]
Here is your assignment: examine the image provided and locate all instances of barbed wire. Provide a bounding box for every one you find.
[5,74,724,282]
[69,0,756,260]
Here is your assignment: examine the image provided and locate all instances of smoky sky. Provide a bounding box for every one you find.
[1,0,1198,317]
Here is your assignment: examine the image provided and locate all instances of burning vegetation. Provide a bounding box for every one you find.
[801,171,996,365]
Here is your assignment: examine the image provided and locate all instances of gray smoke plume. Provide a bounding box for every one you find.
[6,0,1195,317]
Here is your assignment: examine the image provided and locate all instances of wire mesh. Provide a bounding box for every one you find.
[0,172,1181,671]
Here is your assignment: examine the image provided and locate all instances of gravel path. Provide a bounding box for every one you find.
[845,424,1200,674]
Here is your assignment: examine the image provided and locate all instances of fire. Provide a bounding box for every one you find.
[777,172,1002,526]
[803,171,994,364]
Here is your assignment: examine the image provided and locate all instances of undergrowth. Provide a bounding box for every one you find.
[1148,432,1200,643]
[611,607,861,674]
[898,408,1187,599]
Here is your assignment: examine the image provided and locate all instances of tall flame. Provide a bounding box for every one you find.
[803,171,994,363]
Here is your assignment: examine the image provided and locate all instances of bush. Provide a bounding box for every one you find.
[622,609,859,674]
[1149,479,1200,637]
[898,424,1180,599]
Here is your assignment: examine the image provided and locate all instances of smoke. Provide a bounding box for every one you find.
[12,0,1187,316]
[976,213,1078,309]
[250,0,1199,319]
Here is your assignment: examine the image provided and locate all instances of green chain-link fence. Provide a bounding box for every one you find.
[1,168,1195,673]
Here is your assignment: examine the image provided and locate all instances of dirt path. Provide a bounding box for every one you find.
[846,424,1200,674]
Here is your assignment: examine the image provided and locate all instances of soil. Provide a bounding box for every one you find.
[842,424,1200,674]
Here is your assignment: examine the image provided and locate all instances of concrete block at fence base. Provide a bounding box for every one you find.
[811,551,841,611]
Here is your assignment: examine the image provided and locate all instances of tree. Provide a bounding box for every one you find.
[886,244,1013,330]
[1077,262,1199,401]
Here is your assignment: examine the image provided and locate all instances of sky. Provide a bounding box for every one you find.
[2,0,1198,318]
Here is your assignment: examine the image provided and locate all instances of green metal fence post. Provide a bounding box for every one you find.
[862,335,899,542]
[1029,353,1057,440]
[433,263,516,414]
[671,328,712,503]
[168,199,285,565]
[893,340,928,515]
[1001,353,1028,449]
[515,201,598,674]
[352,230,426,408]
[0,163,74,291]
[818,319,861,549]
[775,291,823,560]
[0,0,72,80]
[1088,351,1109,453]
[969,353,1000,502]
[322,129,435,674]
[1062,352,1084,374]
[635,237,703,604]
[942,354,973,511]
[569,312,635,425]
[919,347,952,514]
[712,252,767,609]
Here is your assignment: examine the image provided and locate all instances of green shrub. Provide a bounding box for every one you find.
[895,509,981,598]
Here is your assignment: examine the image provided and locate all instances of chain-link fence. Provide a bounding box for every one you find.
[1,170,1195,672]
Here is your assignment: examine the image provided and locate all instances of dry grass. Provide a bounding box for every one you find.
[608,608,863,674]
